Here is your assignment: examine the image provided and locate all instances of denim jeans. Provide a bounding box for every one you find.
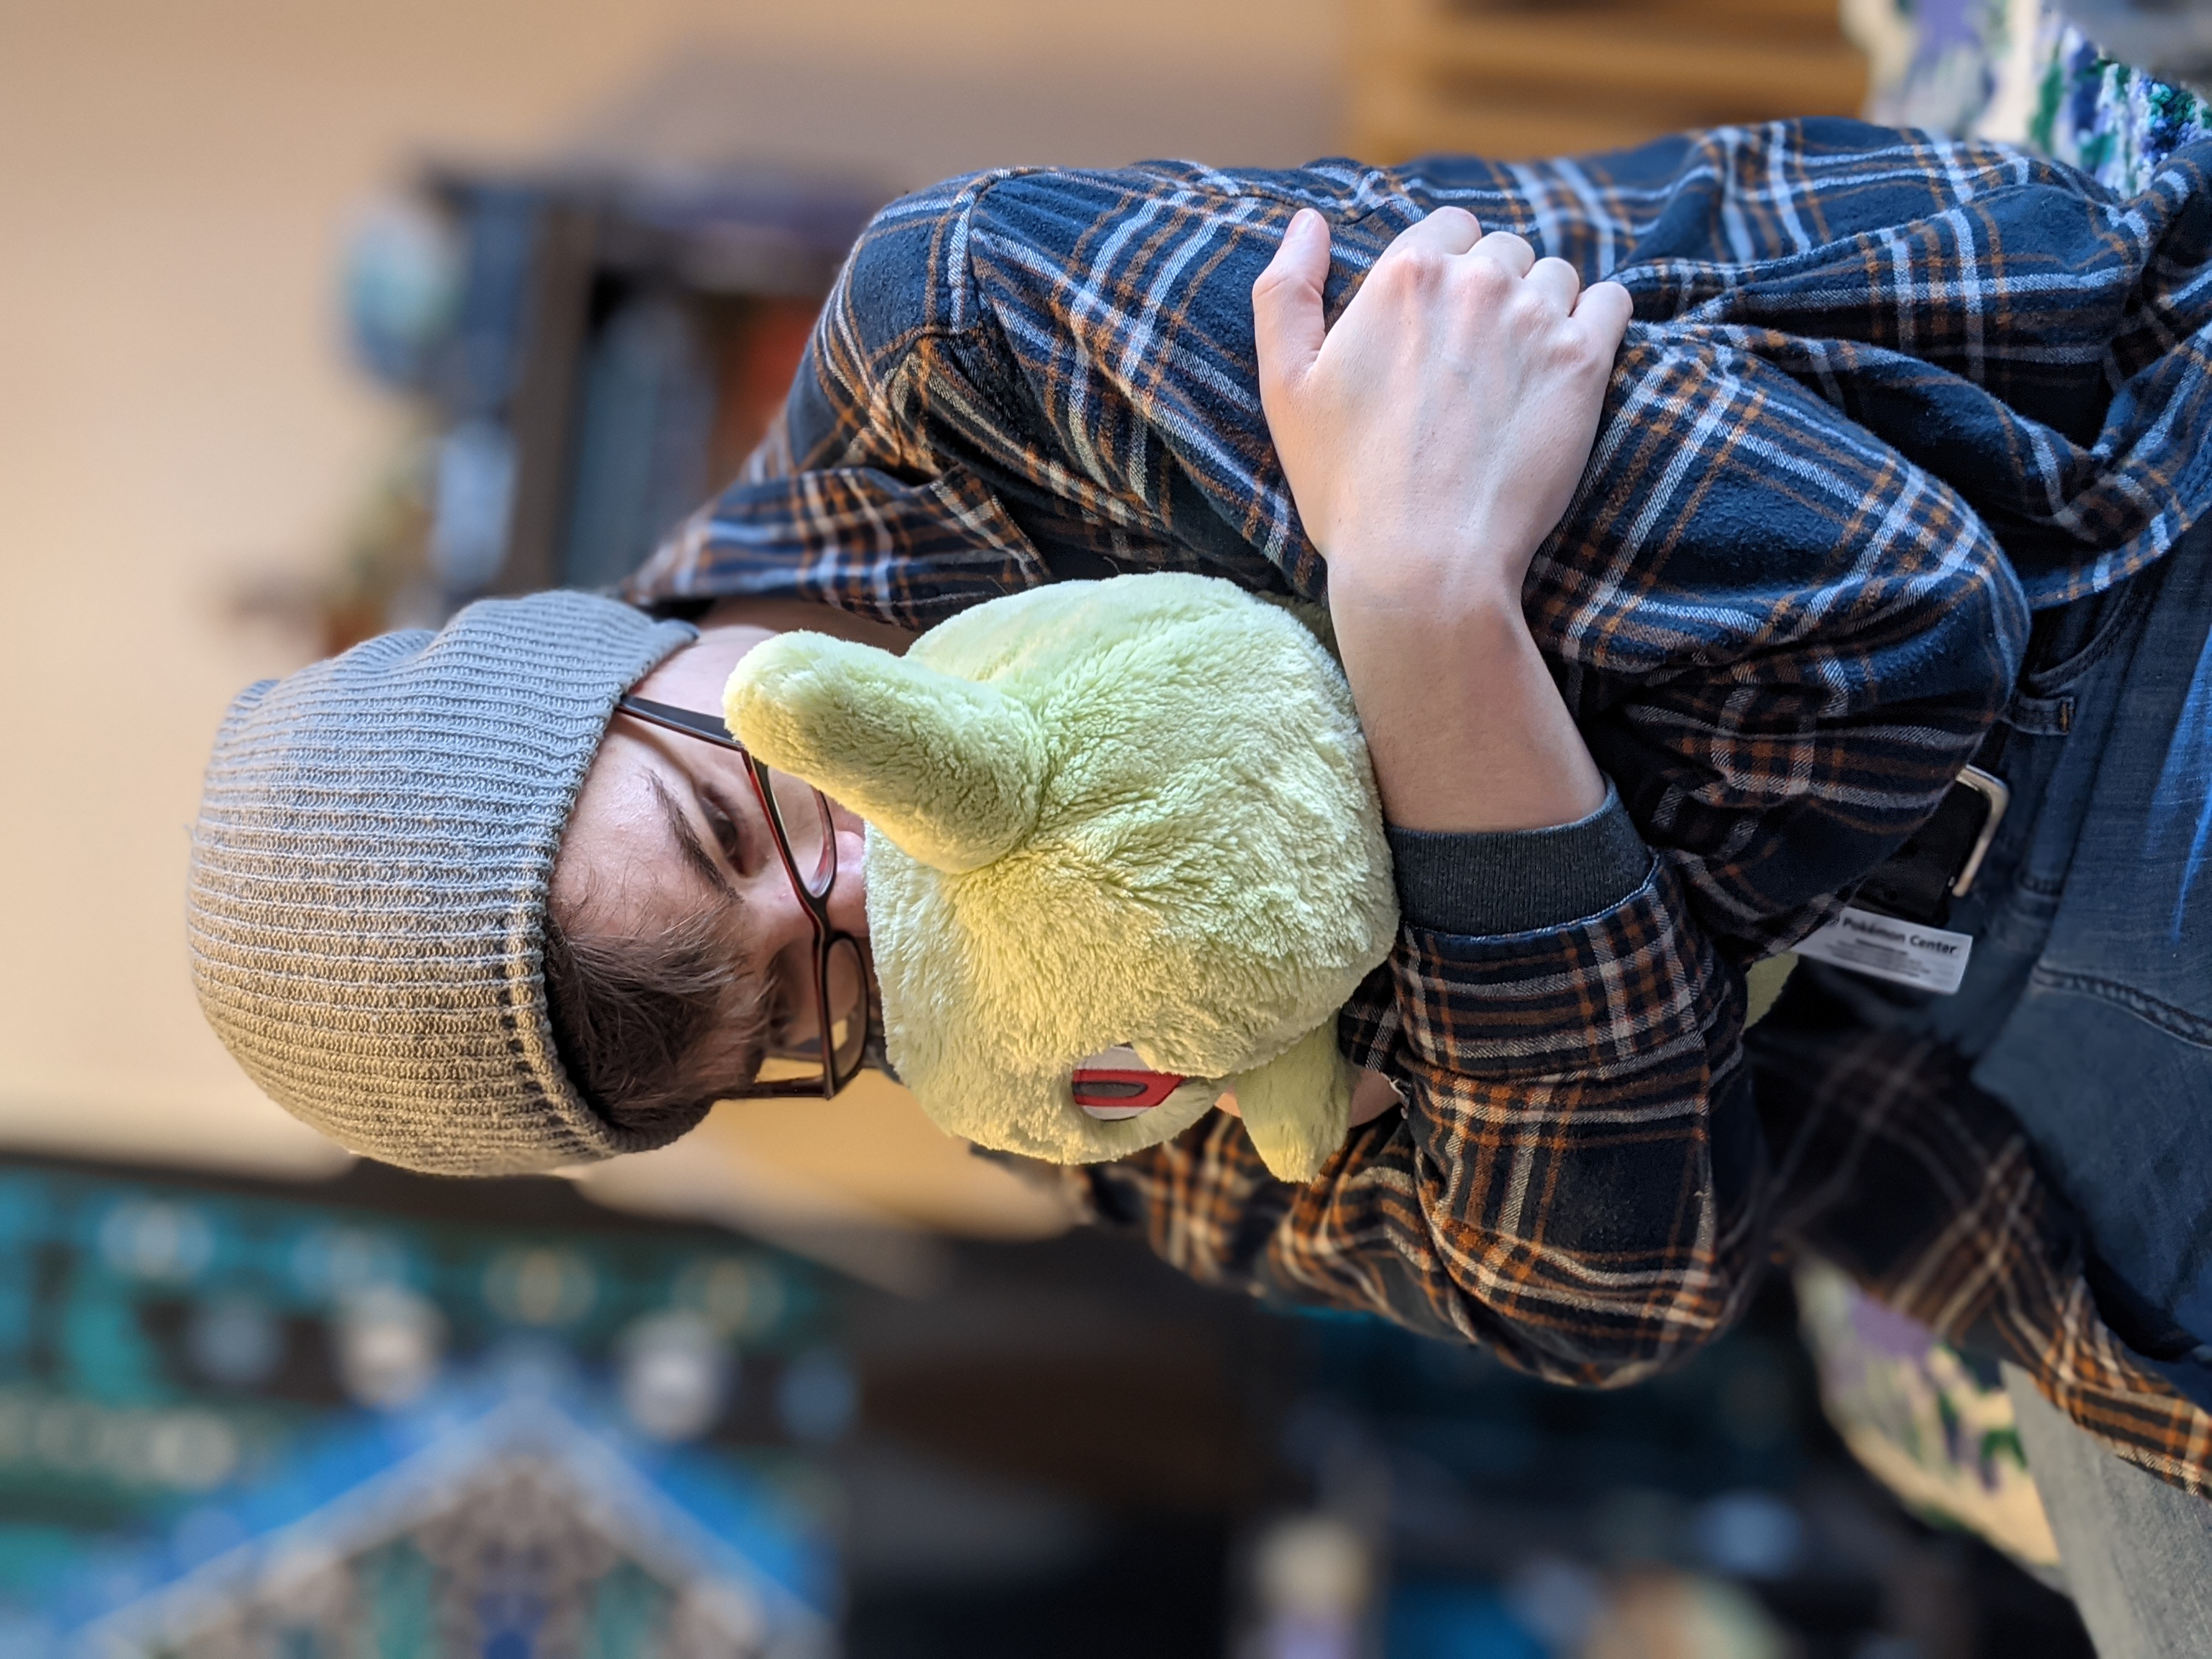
[1801,530,2212,1651]
[2005,1364,2212,1658]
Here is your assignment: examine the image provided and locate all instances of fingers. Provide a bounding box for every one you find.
[1571,278,1635,353]
[1391,205,1482,258]
[1469,229,1536,277]
[1252,208,1332,402]
[1525,256,1581,312]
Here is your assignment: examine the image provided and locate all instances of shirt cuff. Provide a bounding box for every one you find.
[1385,780,1652,935]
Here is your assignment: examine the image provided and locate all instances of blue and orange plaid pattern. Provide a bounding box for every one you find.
[629,119,2212,1496]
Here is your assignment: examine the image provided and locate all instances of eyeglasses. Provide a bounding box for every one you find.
[616,695,871,1101]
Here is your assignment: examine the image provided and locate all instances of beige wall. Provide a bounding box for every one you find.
[0,2,1340,1223]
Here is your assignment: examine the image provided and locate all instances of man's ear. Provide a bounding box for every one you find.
[725,633,1045,874]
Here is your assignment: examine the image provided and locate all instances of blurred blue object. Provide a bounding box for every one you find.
[183,1297,283,1390]
[1694,1489,1808,1581]
[1387,1583,1547,1659]
[342,198,462,392]
[777,1347,858,1446]
[59,1378,833,1655]
[437,184,540,420]
[426,417,517,594]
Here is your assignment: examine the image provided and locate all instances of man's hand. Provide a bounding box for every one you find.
[1255,206,1632,610]
[1252,208,1630,834]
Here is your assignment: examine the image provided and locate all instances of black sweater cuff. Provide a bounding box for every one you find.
[1385,781,1652,936]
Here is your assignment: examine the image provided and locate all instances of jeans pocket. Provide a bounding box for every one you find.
[2004,566,2164,737]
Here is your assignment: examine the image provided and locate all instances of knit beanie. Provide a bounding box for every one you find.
[187,591,699,1175]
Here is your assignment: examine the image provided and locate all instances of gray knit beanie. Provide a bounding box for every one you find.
[187,590,699,1175]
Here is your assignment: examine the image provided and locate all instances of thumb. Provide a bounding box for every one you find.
[1252,208,1330,408]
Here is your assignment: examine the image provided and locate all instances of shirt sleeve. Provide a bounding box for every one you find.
[1387,781,1651,935]
[1066,843,1763,1387]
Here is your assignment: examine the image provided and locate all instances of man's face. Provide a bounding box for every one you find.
[552,625,871,1064]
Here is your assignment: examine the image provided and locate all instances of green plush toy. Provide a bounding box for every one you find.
[723,572,1398,1182]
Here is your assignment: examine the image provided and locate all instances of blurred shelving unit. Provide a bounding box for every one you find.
[335,167,893,650]
[473,173,885,602]
[1346,0,1869,162]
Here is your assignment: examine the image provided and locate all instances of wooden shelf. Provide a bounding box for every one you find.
[1347,0,1869,163]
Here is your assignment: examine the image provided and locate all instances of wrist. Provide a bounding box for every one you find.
[1328,574,1529,660]
[1318,508,1543,603]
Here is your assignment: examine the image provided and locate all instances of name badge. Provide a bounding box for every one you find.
[1793,906,1973,996]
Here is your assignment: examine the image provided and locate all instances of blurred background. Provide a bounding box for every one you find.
[0,0,2137,1652]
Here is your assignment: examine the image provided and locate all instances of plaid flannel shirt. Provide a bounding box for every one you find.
[630,119,2212,1496]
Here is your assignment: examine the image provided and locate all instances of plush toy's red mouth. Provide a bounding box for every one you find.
[1072,1046,1188,1121]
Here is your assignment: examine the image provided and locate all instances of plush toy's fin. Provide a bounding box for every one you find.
[1229,1023,1353,1183]
[725,633,1045,874]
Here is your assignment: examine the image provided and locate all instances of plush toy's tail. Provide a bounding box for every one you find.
[725,633,1046,875]
[1229,1023,1354,1183]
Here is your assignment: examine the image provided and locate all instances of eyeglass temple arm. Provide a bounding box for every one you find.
[617,696,743,749]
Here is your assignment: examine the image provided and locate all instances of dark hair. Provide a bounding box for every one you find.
[541,900,770,1138]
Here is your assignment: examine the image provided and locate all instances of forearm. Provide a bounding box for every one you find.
[1332,584,1605,834]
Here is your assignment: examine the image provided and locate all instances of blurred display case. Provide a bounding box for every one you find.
[0,1155,844,1655]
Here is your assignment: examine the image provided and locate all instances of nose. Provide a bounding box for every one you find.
[752,826,869,957]
[827,826,870,938]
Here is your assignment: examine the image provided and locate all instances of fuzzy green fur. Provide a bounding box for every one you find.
[724,573,1397,1181]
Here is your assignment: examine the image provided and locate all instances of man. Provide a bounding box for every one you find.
[189,121,2212,1648]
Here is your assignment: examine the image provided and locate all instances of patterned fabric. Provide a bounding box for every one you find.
[627,122,2212,1484]
[1852,0,2045,140]
[1793,1257,2059,1570]
[2031,19,2212,188]
[1854,0,2212,192]
[1752,1019,2212,1500]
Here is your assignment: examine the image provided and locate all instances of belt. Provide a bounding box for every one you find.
[1850,765,2011,927]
